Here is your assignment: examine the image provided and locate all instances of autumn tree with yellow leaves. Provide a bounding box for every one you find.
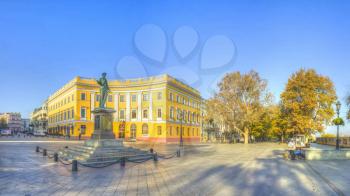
[280,69,337,136]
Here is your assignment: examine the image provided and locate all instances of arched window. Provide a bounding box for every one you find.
[142,123,148,134]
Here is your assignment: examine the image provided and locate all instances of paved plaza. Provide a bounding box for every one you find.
[0,139,348,196]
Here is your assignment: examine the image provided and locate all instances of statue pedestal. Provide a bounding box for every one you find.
[91,108,116,140]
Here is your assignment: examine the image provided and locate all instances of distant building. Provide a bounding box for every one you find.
[0,113,24,133]
[22,118,30,132]
[46,75,202,143]
[30,101,48,135]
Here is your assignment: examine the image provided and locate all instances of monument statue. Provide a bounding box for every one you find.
[96,72,110,108]
[89,72,116,141]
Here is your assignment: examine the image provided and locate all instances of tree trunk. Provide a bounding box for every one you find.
[244,127,249,144]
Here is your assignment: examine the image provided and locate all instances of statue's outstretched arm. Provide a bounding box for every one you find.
[96,79,102,86]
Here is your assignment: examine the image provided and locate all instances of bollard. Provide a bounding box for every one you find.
[43,149,47,156]
[120,157,126,167]
[65,146,68,149]
[72,160,78,172]
[177,149,181,157]
[150,148,154,153]
[54,153,58,162]
[36,146,39,153]
[153,152,158,162]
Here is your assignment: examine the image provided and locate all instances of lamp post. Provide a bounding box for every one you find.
[179,110,183,147]
[336,101,341,150]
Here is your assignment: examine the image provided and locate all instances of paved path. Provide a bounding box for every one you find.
[0,140,343,196]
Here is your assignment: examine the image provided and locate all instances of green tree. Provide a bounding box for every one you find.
[280,69,337,136]
[251,105,279,141]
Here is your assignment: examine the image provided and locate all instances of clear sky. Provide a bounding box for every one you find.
[0,0,349,134]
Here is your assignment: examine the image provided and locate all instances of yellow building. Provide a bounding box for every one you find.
[47,75,202,143]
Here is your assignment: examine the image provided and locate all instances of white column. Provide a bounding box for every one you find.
[137,92,142,121]
[114,93,119,121]
[126,92,130,121]
[149,91,153,121]
[91,93,95,121]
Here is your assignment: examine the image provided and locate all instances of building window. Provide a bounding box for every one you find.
[157,108,162,118]
[81,93,86,101]
[192,128,195,136]
[169,126,172,136]
[157,92,162,100]
[119,110,125,120]
[71,108,74,119]
[143,109,148,119]
[142,123,148,134]
[96,94,100,102]
[68,110,70,119]
[108,95,113,102]
[72,94,74,101]
[68,97,70,103]
[176,95,179,103]
[81,107,86,119]
[188,112,191,122]
[157,126,162,135]
[177,109,181,120]
[176,127,179,136]
[143,93,149,101]
[64,111,67,120]
[131,94,137,102]
[131,109,137,119]
[170,107,174,119]
[187,128,190,136]
[119,95,125,102]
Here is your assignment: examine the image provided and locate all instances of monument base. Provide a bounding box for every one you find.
[91,107,116,139]
[84,139,123,148]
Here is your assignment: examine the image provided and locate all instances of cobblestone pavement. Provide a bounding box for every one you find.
[0,140,341,196]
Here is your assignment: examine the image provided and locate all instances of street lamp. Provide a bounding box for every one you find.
[336,101,341,150]
[178,110,183,147]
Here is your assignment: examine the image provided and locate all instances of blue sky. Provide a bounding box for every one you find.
[0,1,349,134]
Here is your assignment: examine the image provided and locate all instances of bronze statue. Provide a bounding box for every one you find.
[96,72,110,108]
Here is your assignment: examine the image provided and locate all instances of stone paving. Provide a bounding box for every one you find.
[0,139,346,196]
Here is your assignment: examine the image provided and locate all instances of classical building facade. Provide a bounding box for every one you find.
[30,101,48,135]
[47,75,202,143]
[0,112,23,133]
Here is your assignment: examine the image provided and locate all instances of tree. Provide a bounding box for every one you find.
[210,70,271,144]
[280,69,337,136]
[0,118,8,129]
[251,105,279,141]
[321,133,336,138]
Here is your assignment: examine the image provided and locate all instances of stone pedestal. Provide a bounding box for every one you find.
[91,108,116,140]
